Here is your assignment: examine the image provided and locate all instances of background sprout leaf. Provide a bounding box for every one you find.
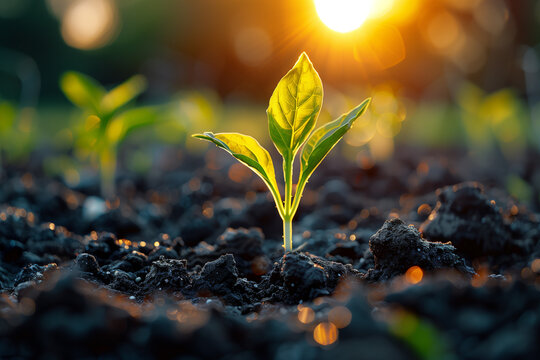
[101,75,147,116]
[60,71,105,114]
[0,101,16,134]
[193,132,283,211]
[106,106,158,145]
[300,98,371,184]
[267,52,323,158]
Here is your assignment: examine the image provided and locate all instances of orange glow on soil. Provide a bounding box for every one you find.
[313,322,338,346]
[405,266,423,284]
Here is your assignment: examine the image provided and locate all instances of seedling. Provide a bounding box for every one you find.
[60,72,157,198]
[194,53,370,251]
[0,100,17,174]
[0,100,34,178]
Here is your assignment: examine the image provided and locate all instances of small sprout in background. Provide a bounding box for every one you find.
[194,53,370,251]
[60,71,158,198]
[0,100,17,173]
[0,100,35,177]
[456,82,530,160]
[0,48,40,177]
[388,310,455,360]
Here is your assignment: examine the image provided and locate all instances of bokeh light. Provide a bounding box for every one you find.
[61,0,118,50]
[313,322,338,346]
[405,266,423,284]
[531,259,540,273]
[473,0,508,35]
[297,305,315,324]
[327,306,352,329]
[425,11,463,53]
[233,27,273,66]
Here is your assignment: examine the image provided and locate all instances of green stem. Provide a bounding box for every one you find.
[283,216,292,252]
[290,177,307,216]
[268,184,285,219]
[283,155,294,251]
[284,162,292,209]
[99,147,117,200]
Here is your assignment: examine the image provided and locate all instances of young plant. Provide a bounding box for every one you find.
[194,53,370,251]
[60,72,157,198]
[0,100,17,175]
[0,100,34,178]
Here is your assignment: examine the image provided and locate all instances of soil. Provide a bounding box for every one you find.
[0,146,539,359]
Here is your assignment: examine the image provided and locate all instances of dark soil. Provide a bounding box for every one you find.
[1,147,539,359]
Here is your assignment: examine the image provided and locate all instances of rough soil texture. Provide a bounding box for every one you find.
[261,252,360,304]
[385,279,540,360]
[1,148,539,359]
[366,218,474,281]
[420,182,512,258]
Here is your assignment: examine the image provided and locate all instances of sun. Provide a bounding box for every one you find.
[314,0,374,33]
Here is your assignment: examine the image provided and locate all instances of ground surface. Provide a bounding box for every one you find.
[1,146,539,359]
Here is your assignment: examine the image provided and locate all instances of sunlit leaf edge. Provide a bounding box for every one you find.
[300,98,371,183]
[266,52,323,158]
[192,132,280,195]
[60,71,105,114]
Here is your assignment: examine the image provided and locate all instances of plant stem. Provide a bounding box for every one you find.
[268,185,285,219]
[283,155,294,251]
[283,216,292,252]
[99,147,117,200]
[291,177,307,216]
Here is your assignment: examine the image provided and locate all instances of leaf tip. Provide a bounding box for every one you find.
[192,131,216,140]
[59,71,75,87]
[131,75,148,91]
[297,52,312,66]
[192,132,211,138]
[299,51,309,59]
[294,52,316,73]
[365,97,372,107]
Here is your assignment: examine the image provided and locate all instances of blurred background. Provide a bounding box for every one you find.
[1,0,540,194]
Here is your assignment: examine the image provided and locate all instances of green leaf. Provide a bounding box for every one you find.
[106,107,157,145]
[193,132,281,199]
[101,75,147,116]
[60,72,105,113]
[267,52,323,159]
[299,98,371,183]
[0,101,16,135]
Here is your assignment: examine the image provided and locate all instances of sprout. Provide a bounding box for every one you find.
[0,100,17,175]
[0,100,35,177]
[60,72,157,198]
[194,53,370,251]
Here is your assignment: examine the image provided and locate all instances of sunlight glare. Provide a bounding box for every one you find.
[314,0,374,33]
[61,0,117,50]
